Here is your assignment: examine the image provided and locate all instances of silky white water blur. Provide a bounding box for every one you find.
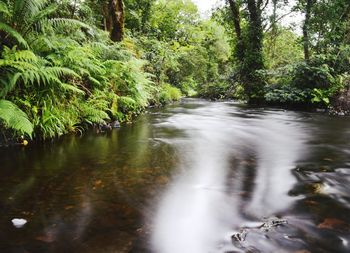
[151,103,306,253]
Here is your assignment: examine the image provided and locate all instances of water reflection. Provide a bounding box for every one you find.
[0,99,350,252]
[0,115,177,252]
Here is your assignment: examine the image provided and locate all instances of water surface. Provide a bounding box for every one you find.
[0,99,350,252]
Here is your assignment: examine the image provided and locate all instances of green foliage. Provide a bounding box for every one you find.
[158,84,182,104]
[149,0,199,41]
[264,85,311,104]
[199,82,231,100]
[292,62,335,89]
[0,46,81,97]
[0,99,33,137]
[118,96,138,114]
[311,88,330,105]
[264,28,304,69]
[263,54,347,106]
[1,0,348,141]
[80,91,110,125]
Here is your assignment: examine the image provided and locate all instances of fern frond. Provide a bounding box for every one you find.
[45,66,80,79]
[3,49,38,62]
[29,4,57,26]
[48,18,93,31]
[60,83,85,94]
[0,99,33,137]
[0,1,10,17]
[0,22,29,48]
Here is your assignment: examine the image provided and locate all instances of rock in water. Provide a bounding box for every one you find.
[231,229,247,242]
[111,120,121,128]
[11,218,27,228]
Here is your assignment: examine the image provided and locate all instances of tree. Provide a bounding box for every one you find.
[149,0,199,41]
[227,0,266,102]
[109,0,125,41]
[302,0,314,61]
[228,0,244,62]
[82,0,125,41]
[124,0,155,33]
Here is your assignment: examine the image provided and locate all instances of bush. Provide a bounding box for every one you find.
[198,81,231,100]
[292,61,335,90]
[264,84,311,104]
[158,84,182,104]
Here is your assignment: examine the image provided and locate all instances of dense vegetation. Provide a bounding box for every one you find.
[0,0,349,143]
[222,0,350,107]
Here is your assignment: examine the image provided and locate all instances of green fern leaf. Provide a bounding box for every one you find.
[0,23,29,48]
[0,1,10,17]
[0,99,33,137]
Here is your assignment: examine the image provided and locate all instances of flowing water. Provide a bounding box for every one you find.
[0,99,350,253]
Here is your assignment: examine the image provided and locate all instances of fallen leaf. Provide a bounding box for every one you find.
[318,218,349,230]
[36,232,55,243]
[94,180,102,186]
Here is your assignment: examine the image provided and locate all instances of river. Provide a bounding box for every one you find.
[0,99,350,252]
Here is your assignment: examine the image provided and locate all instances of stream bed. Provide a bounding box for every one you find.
[0,99,350,253]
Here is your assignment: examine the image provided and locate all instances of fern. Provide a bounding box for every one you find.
[0,0,93,50]
[0,2,10,16]
[0,47,83,96]
[0,23,29,48]
[0,99,33,137]
[79,91,110,125]
[47,18,93,31]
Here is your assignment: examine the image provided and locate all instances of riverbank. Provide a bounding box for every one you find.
[0,97,182,148]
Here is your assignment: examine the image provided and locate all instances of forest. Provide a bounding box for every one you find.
[0,0,349,142]
[1,1,350,252]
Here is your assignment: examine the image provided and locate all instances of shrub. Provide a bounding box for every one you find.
[264,84,311,104]
[292,62,335,90]
[198,81,231,100]
[158,84,182,104]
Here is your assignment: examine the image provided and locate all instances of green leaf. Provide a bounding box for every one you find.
[0,99,33,137]
[0,23,29,48]
[0,2,10,16]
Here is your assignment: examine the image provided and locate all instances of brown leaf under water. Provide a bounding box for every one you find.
[64,205,74,210]
[94,180,103,186]
[318,218,349,231]
[35,232,56,243]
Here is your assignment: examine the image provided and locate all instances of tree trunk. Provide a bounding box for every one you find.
[303,0,313,61]
[227,0,265,102]
[246,0,264,70]
[245,0,265,102]
[228,0,245,62]
[109,0,125,42]
[269,0,278,59]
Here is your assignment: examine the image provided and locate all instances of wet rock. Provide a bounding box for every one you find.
[260,217,288,232]
[110,120,121,128]
[330,88,350,116]
[11,218,27,228]
[99,123,112,131]
[231,229,247,242]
